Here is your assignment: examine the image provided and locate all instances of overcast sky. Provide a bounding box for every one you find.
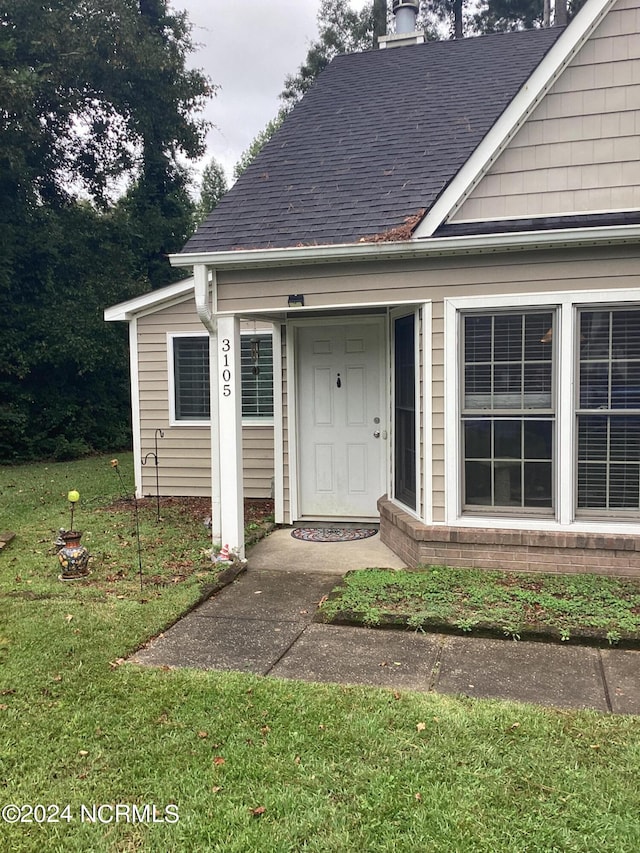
[177,0,368,186]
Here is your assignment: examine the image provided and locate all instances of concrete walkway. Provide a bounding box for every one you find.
[132,529,639,715]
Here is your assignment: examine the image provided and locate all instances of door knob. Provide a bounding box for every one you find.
[373,430,381,438]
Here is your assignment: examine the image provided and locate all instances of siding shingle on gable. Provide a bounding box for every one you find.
[183,27,563,254]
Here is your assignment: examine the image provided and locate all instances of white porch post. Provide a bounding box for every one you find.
[193,263,221,543]
[216,314,245,559]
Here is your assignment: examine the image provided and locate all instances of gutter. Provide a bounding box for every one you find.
[169,223,640,272]
[194,264,215,333]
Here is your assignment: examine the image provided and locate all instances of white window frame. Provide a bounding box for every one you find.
[168,330,274,427]
[390,306,421,519]
[240,330,274,426]
[168,332,211,426]
[575,305,640,518]
[445,288,640,534]
[459,306,558,516]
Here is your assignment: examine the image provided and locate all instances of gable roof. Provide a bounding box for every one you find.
[183,26,563,255]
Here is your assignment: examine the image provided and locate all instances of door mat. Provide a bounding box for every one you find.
[291,527,378,543]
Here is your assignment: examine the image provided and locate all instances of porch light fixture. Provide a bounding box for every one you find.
[288,294,304,307]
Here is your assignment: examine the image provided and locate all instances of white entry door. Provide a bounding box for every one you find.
[297,320,385,518]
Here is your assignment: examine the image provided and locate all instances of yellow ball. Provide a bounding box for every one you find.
[68,490,80,503]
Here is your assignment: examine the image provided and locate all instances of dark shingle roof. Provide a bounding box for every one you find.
[184,27,563,254]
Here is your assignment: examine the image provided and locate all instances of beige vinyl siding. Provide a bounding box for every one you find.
[136,296,274,498]
[452,0,640,221]
[216,245,640,314]
[220,243,640,521]
[242,427,274,498]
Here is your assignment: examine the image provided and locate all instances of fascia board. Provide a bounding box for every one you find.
[170,223,640,272]
[104,277,194,321]
[412,0,617,239]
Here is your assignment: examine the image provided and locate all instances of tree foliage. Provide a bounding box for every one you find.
[0,0,212,461]
[233,108,288,181]
[281,0,374,108]
[1,0,211,206]
[195,157,229,225]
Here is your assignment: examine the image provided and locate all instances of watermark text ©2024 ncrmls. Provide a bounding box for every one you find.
[1,803,179,824]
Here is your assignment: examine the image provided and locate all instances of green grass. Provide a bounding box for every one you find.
[1,455,639,852]
[318,567,640,644]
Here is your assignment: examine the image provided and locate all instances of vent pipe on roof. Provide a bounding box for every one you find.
[393,0,419,34]
[379,0,424,48]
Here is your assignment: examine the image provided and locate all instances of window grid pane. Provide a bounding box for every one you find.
[464,312,553,411]
[174,338,210,419]
[241,335,274,418]
[464,417,553,508]
[462,310,555,512]
[577,309,640,512]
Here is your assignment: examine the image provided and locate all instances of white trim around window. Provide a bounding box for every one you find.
[445,288,640,535]
[168,332,210,426]
[167,330,275,427]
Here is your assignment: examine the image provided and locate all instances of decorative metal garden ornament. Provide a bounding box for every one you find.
[57,490,90,580]
[110,459,144,592]
[141,428,164,522]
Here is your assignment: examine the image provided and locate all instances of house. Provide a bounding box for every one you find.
[106,0,640,577]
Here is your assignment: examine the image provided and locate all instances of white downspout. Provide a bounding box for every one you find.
[194,263,221,544]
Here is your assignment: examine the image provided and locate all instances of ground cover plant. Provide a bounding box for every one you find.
[1,455,639,852]
[317,568,640,645]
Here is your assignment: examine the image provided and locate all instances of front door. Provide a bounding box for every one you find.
[297,319,385,518]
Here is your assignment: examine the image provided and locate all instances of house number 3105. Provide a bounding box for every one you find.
[221,338,232,396]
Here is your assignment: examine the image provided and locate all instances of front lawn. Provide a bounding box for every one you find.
[1,455,639,852]
[317,567,640,646]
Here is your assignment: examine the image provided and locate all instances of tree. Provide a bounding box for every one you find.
[232,2,378,179]
[0,0,212,208]
[195,157,228,225]
[0,0,213,460]
[472,0,546,32]
[373,0,388,45]
[281,0,375,107]
[233,108,288,181]
[472,0,585,34]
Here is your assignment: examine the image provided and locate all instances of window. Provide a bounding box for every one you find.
[241,334,274,419]
[394,314,416,510]
[171,333,274,423]
[462,311,554,511]
[577,308,640,513]
[173,336,210,420]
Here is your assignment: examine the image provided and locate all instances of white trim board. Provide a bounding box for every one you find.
[421,302,433,526]
[129,318,143,499]
[272,322,285,524]
[105,277,194,321]
[171,223,640,273]
[451,207,640,226]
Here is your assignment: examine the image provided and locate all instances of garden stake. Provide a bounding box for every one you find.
[67,489,80,531]
[141,427,164,523]
[111,459,144,592]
